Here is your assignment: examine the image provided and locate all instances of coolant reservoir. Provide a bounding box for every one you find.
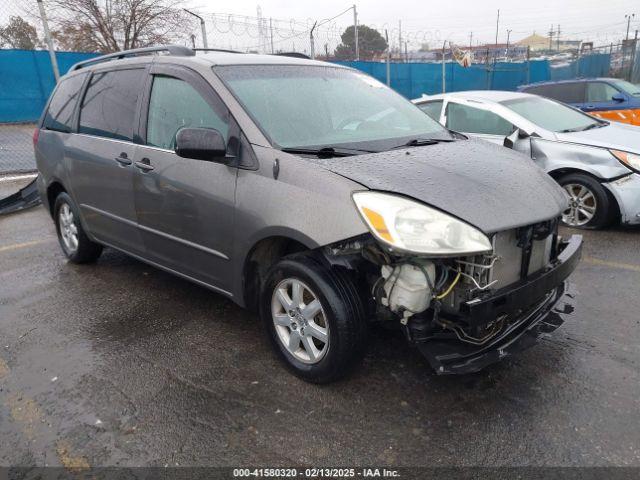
[381,262,435,320]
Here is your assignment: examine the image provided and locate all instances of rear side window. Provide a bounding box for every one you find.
[146,75,229,150]
[446,102,515,136]
[79,69,145,141]
[417,101,443,122]
[586,82,619,103]
[42,74,86,133]
[525,83,585,104]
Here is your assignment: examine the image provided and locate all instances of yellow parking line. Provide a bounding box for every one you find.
[583,256,640,273]
[0,239,53,254]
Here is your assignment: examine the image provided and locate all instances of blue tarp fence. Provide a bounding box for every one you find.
[0,49,611,122]
[336,53,611,99]
[0,49,99,123]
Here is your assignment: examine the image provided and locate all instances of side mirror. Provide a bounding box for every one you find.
[612,92,625,103]
[503,128,529,149]
[175,127,230,162]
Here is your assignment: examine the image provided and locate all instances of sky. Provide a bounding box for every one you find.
[187,0,640,49]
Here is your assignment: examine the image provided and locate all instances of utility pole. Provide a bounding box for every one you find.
[469,32,473,51]
[405,41,408,62]
[384,28,391,87]
[557,24,561,51]
[442,41,446,93]
[183,9,208,49]
[399,20,402,63]
[625,14,635,41]
[36,0,59,82]
[353,5,359,61]
[310,21,317,59]
[506,29,512,58]
[269,18,274,53]
[385,30,391,86]
[495,9,500,47]
[548,25,555,50]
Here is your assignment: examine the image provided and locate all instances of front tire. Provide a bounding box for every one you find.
[54,192,103,263]
[558,173,614,229]
[260,255,367,384]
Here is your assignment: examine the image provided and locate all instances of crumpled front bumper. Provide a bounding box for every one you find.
[416,234,582,375]
[603,173,640,225]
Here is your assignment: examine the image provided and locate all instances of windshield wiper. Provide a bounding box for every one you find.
[390,137,455,150]
[560,122,606,133]
[281,146,374,158]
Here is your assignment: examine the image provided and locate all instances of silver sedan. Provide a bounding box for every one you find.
[413,91,640,228]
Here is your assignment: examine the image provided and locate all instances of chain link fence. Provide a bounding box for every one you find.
[1,0,638,180]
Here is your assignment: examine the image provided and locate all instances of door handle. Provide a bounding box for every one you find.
[114,152,132,166]
[135,157,154,172]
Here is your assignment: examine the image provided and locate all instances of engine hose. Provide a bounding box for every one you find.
[435,271,461,300]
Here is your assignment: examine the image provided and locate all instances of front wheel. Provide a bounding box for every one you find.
[260,255,367,384]
[558,173,615,229]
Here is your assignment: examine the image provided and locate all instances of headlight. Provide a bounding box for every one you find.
[611,149,640,173]
[352,191,492,256]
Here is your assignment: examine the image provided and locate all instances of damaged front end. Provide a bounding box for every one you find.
[325,210,582,375]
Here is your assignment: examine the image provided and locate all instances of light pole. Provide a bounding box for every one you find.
[310,21,318,59]
[506,29,512,58]
[36,0,59,83]
[353,5,359,61]
[183,9,208,49]
[625,14,635,41]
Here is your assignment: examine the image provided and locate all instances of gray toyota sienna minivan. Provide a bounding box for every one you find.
[35,45,582,383]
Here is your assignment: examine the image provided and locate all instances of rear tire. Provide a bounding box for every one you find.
[260,254,367,384]
[558,173,614,229]
[54,192,103,263]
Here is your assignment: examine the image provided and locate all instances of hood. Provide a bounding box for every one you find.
[556,121,640,154]
[308,138,567,233]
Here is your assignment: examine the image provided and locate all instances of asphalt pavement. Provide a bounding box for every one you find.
[0,205,639,468]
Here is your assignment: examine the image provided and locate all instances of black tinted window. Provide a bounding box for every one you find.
[42,74,86,132]
[417,101,443,121]
[79,69,145,141]
[524,83,585,103]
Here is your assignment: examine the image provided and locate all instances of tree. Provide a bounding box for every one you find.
[48,0,189,53]
[334,25,387,61]
[0,16,41,50]
[52,24,103,52]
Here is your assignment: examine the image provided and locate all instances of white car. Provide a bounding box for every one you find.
[413,91,640,228]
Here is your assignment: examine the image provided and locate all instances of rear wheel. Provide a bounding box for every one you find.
[260,255,367,383]
[54,193,103,263]
[558,173,614,229]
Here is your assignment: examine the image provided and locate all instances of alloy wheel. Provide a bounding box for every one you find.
[58,203,79,253]
[562,183,597,227]
[271,278,329,364]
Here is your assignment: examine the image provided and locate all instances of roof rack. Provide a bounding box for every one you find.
[193,48,244,54]
[273,52,312,59]
[70,45,195,71]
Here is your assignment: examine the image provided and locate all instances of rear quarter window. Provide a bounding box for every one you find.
[79,68,146,141]
[42,73,86,133]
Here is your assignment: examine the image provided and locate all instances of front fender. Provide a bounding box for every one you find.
[532,138,631,180]
[229,146,369,303]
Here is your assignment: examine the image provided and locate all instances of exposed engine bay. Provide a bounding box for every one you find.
[324,217,581,374]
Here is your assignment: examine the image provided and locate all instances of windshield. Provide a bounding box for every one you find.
[215,65,450,150]
[501,96,602,132]
[612,80,640,97]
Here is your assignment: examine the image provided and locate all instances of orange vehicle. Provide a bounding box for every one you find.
[518,78,640,126]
